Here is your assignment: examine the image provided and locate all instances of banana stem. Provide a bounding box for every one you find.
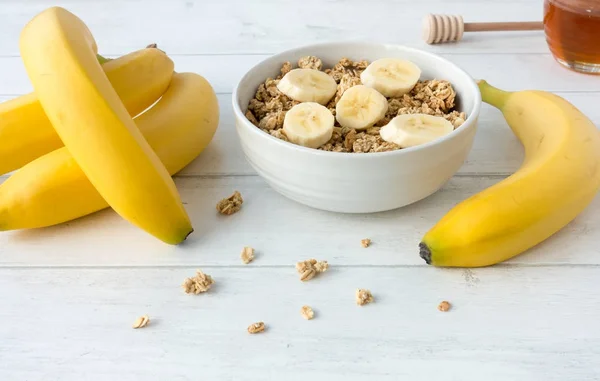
[477,79,510,110]
[96,54,111,65]
[96,43,161,65]
[419,242,432,265]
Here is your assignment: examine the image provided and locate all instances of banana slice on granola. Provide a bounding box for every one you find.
[283,102,334,148]
[277,68,337,105]
[360,58,421,97]
[335,85,388,130]
[379,113,453,148]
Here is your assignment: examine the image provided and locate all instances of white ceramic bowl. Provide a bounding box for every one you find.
[232,42,481,213]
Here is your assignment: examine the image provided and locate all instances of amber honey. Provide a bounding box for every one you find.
[543,0,600,73]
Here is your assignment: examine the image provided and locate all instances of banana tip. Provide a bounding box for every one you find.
[169,228,194,245]
[419,242,432,265]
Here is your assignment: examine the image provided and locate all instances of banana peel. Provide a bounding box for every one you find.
[19,7,192,244]
[0,72,219,231]
[420,80,600,267]
[0,47,174,176]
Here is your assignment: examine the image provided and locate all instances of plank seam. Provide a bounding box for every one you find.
[0,263,598,269]
[0,173,519,180]
[3,90,600,98]
[0,52,559,59]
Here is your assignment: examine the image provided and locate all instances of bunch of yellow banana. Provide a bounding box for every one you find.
[420,80,600,267]
[0,7,220,244]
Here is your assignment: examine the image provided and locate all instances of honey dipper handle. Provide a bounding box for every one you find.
[464,21,544,32]
[423,14,544,44]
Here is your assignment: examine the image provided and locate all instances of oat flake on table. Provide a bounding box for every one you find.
[241,246,255,264]
[300,305,315,320]
[438,301,451,312]
[356,289,374,306]
[182,270,214,294]
[132,315,150,329]
[296,259,329,281]
[216,191,243,215]
[247,322,266,334]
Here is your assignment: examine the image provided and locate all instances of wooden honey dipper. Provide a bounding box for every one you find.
[423,14,544,44]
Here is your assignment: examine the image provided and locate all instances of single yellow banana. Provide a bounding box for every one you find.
[419,80,600,267]
[19,7,192,244]
[0,47,174,176]
[0,72,219,231]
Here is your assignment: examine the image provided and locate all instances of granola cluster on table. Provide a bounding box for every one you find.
[244,56,466,153]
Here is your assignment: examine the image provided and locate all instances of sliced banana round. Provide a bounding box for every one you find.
[380,113,454,148]
[360,58,421,97]
[335,85,388,130]
[283,102,334,149]
[277,68,337,105]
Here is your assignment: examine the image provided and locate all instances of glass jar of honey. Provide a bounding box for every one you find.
[543,0,600,74]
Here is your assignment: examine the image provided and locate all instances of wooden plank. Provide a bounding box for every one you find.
[0,266,598,380]
[0,0,547,56]
[1,1,597,379]
[1,176,599,266]
[176,92,599,177]
[172,54,600,94]
[0,53,595,96]
[1,92,599,178]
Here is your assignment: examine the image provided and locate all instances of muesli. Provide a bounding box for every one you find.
[245,56,466,153]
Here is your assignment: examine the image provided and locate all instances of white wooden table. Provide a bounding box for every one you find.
[1,1,599,380]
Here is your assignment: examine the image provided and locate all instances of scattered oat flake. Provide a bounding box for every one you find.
[296,259,316,272]
[314,261,329,273]
[269,129,288,141]
[182,269,214,294]
[241,247,255,264]
[248,322,265,334]
[296,259,328,281]
[132,315,150,329]
[356,289,374,306]
[300,268,317,282]
[301,305,315,320]
[245,110,259,126]
[280,61,292,77]
[438,301,451,312]
[216,191,243,215]
[298,56,323,70]
[361,239,371,248]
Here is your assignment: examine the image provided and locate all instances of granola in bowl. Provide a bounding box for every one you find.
[244,56,467,153]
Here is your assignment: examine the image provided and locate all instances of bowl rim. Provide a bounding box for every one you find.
[231,41,482,158]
